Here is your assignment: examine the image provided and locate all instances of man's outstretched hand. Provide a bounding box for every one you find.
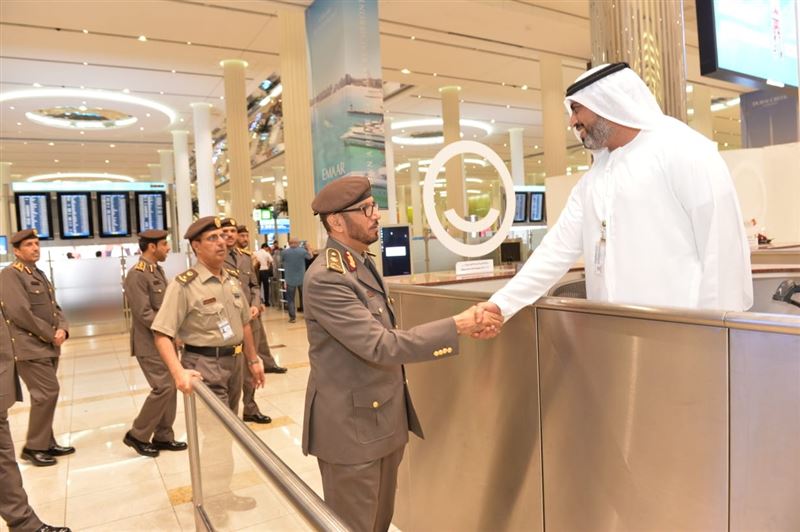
[471,302,504,339]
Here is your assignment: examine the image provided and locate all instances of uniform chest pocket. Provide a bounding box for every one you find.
[26,283,50,305]
[352,384,398,444]
[193,301,225,329]
[149,285,165,309]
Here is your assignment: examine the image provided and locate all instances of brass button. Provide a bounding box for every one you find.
[446,347,453,354]
[372,401,380,409]
[378,308,383,314]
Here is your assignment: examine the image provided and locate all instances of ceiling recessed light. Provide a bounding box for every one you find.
[490,119,495,124]
[105,159,110,163]
[146,113,151,117]
[122,88,130,94]
[83,62,88,66]
[79,131,85,135]
[432,73,438,77]
[82,29,89,34]
[506,104,511,109]
[54,159,59,163]
[171,69,176,73]
[109,144,115,148]
[48,142,55,146]
[138,35,147,42]
[186,41,192,45]
[401,68,411,75]
[219,96,224,100]
[9,106,15,110]
[534,145,539,149]
[16,122,21,126]
[33,82,42,88]
[521,84,528,90]
[179,118,184,122]
[139,126,144,131]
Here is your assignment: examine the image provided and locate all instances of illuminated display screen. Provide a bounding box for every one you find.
[57,192,93,238]
[15,193,53,239]
[98,192,130,237]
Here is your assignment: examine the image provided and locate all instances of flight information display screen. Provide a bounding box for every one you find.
[98,192,131,237]
[529,192,546,223]
[57,192,93,238]
[136,192,167,232]
[513,192,528,223]
[15,192,53,239]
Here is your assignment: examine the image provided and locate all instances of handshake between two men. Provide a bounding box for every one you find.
[451,301,505,339]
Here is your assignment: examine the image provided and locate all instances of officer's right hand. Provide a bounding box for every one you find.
[175,369,203,394]
[247,359,265,389]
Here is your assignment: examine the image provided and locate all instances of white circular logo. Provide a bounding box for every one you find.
[422,140,516,257]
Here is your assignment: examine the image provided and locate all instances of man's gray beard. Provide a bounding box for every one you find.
[343,215,379,246]
[582,116,614,149]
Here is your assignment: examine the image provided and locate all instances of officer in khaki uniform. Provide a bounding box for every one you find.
[1,305,70,532]
[152,217,266,507]
[303,177,485,532]
[122,230,187,458]
[0,229,73,467]
[220,219,285,426]
[151,216,265,403]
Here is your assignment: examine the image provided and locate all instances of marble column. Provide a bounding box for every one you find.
[590,0,688,121]
[191,102,215,216]
[147,163,161,181]
[158,149,174,184]
[540,53,568,177]
[278,6,318,245]
[0,162,12,238]
[439,86,466,224]
[509,127,525,186]
[409,159,423,237]
[690,84,714,140]
[221,59,256,236]
[171,130,193,252]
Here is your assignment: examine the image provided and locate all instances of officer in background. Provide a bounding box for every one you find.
[302,177,489,532]
[122,230,186,458]
[220,219,285,425]
[0,229,73,467]
[1,305,71,532]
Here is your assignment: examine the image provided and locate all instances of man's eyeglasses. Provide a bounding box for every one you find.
[338,202,379,218]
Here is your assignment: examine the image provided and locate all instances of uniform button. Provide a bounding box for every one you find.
[433,349,441,356]
[446,347,453,354]
[28,332,32,336]
[378,308,383,314]
[372,401,380,409]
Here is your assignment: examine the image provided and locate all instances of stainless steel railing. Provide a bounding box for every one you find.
[184,379,349,532]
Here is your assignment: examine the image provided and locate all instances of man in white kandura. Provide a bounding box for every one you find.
[476,63,752,332]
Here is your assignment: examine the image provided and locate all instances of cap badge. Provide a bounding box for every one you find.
[214,217,221,228]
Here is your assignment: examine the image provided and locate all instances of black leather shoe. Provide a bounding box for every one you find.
[265,365,288,374]
[123,431,159,457]
[36,524,71,532]
[151,439,188,451]
[243,413,272,424]
[47,444,75,456]
[21,448,57,467]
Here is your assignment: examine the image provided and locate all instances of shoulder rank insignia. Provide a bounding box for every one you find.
[176,269,198,285]
[325,248,345,274]
[343,250,357,272]
[225,267,239,278]
[135,261,146,272]
[239,248,252,256]
[12,261,25,272]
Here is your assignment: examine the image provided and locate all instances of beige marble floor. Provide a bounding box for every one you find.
[1,308,331,532]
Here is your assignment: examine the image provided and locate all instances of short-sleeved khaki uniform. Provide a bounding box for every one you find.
[151,261,250,411]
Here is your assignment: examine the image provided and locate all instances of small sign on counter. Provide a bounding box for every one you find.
[455,259,494,276]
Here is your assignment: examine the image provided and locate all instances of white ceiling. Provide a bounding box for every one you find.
[0,0,745,190]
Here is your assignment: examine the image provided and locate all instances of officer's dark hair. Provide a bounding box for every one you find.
[139,238,160,253]
[260,243,269,249]
[320,214,333,233]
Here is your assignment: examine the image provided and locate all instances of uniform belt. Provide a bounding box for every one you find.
[184,344,242,357]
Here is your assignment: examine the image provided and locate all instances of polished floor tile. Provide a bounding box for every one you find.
[4,307,330,532]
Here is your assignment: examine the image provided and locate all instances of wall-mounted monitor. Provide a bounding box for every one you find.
[15,192,53,239]
[380,225,412,277]
[513,191,528,223]
[0,235,7,255]
[529,191,546,224]
[57,192,93,239]
[696,0,798,88]
[97,192,131,238]
[135,192,167,233]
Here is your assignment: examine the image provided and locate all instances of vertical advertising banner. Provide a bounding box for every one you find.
[306,0,387,207]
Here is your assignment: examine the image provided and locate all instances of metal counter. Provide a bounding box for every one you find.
[388,276,800,532]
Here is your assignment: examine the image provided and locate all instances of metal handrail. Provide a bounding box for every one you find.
[184,379,350,532]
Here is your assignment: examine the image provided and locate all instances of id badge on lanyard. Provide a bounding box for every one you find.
[217,315,235,341]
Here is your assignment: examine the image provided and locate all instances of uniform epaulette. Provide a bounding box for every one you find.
[135,261,147,272]
[12,261,24,272]
[225,267,240,278]
[238,248,252,256]
[325,248,345,274]
[176,269,198,285]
